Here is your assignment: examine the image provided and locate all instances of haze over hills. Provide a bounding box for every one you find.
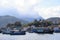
[0,8,44,27]
[0,9,43,27]
[0,15,43,27]
[0,8,43,22]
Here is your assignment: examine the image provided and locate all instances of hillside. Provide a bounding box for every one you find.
[46,17,60,24]
[0,15,27,27]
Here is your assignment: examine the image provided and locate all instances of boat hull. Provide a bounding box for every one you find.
[10,31,26,35]
[34,30,44,34]
[44,31,53,34]
[54,30,60,33]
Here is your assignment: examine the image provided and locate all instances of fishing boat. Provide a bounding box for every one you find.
[10,28,26,35]
[2,28,11,34]
[1,27,11,34]
[34,28,44,34]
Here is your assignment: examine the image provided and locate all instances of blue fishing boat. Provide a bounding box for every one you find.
[34,28,44,34]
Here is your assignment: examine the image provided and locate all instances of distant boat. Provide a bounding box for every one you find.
[26,28,34,33]
[53,27,60,33]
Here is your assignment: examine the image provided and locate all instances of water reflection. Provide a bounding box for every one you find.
[0,32,59,40]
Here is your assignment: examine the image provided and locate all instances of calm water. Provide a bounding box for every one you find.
[0,32,59,40]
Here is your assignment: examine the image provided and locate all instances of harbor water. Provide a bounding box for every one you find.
[0,32,59,40]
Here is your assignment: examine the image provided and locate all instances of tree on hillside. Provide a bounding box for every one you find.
[33,19,39,27]
[14,21,22,26]
[41,21,53,27]
[6,23,12,27]
[6,23,15,30]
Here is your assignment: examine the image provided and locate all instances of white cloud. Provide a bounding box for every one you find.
[25,0,38,6]
[0,0,9,7]
[34,6,60,19]
[0,0,43,18]
[0,0,60,19]
[0,0,42,12]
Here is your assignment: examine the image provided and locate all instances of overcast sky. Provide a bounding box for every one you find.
[0,0,60,19]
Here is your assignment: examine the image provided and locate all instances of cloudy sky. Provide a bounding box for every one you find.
[0,0,60,19]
